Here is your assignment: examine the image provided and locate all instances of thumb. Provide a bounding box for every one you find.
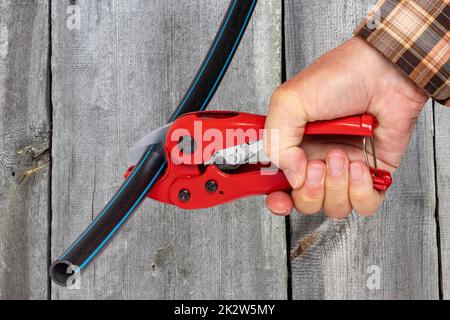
[264,86,309,189]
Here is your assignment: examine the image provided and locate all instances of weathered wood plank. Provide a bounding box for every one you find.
[285,0,439,299]
[0,0,50,299]
[51,0,286,299]
[435,102,450,299]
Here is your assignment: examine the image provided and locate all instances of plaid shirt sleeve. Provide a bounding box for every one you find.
[354,0,449,106]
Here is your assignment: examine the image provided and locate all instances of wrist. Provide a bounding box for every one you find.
[351,36,429,108]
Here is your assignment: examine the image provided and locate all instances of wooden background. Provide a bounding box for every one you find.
[0,0,446,300]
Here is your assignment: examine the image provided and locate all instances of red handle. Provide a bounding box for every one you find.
[125,112,392,209]
[304,114,378,137]
[303,114,391,191]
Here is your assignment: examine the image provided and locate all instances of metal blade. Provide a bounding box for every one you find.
[204,140,271,169]
[127,122,173,166]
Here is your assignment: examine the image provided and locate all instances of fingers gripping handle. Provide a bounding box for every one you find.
[304,115,391,191]
[128,112,392,210]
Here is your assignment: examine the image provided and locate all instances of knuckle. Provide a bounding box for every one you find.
[269,85,300,111]
[325,173,349,187]
[350,190,369,204]
[297,205,321,215]
[294,201,322,215]
[301,187,323,202]
[354,203,380,217]
[292,190,323,215]
[324,202,352,218]
[324,188,348,204]
[356,208,377,216]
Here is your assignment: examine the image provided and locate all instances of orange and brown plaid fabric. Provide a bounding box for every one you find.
[355,0,449,106]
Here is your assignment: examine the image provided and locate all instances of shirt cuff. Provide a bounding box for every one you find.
[354,0,449,106]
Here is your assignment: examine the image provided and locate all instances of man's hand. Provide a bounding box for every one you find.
[264,37,428,218]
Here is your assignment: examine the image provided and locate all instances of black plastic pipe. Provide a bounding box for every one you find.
[50,0,257,287]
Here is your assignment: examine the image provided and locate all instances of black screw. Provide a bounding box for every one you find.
[205,180,218,193]
[178,189,191,202]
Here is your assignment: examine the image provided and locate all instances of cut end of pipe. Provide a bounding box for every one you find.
[49,260,76,287]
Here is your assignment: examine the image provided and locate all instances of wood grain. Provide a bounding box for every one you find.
[435,103,450,299]
[0,0,50,299]
[50,0,286,299]
[285,0,439,299]
[0,0,444,300]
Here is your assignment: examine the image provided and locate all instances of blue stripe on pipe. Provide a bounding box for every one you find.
[59,0,239,259]
[60,144,156,259]
[199,0,256,111]
[74,0,256,269]
[78,162,167,271]
[169,0,238,121]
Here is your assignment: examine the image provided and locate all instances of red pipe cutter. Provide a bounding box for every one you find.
[125,111,392,209]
